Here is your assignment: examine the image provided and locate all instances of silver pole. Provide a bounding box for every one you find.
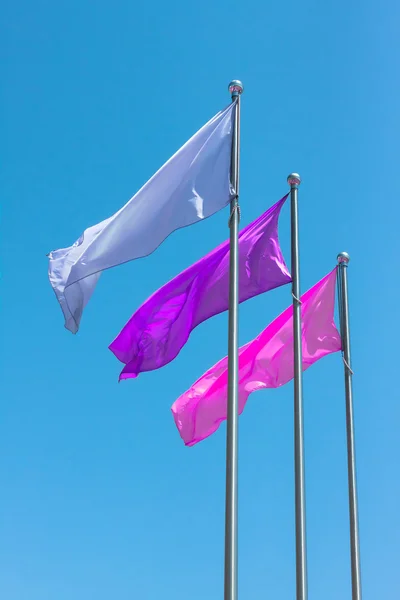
[287,173,308,600]
[224,79,243,600]
[337,252,362,600]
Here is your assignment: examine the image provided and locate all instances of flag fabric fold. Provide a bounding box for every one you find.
[48,102,236,334]
[171,268,342,446]
[109,196,292,380]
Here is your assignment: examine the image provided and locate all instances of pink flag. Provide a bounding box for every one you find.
[171,268,342,446]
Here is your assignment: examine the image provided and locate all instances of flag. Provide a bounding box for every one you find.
[109,196,291,380]
[171,268,342,446]
[48,102,237,334]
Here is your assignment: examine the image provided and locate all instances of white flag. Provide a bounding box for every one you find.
[48,102,236,333]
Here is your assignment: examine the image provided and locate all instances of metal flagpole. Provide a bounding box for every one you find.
[224,79,243,600]
[287,173,308,600]
[337,252,362,600]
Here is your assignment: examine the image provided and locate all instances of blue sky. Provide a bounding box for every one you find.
[2,0,399,598]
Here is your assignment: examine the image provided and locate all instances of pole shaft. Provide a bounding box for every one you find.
[338,261,362,600]
[224,93,240,600]
[290,180,308,600]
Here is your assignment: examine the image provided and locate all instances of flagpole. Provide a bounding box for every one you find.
[224,79,243,600]
[337,252,362,600]
[287,173,308,600]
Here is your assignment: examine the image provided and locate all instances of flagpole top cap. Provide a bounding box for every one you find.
[228,80,244,97]
[337,252,350,264]
[287,173,301,187]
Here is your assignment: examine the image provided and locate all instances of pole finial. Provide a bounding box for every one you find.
[287,173,301,188]
[228,80,244,98]
[337,251,350,265]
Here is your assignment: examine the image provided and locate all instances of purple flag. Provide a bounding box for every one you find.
[109,196,291,380]
[172,268,341,446]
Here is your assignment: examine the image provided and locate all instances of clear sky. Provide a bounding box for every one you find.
[2,0,399,598]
